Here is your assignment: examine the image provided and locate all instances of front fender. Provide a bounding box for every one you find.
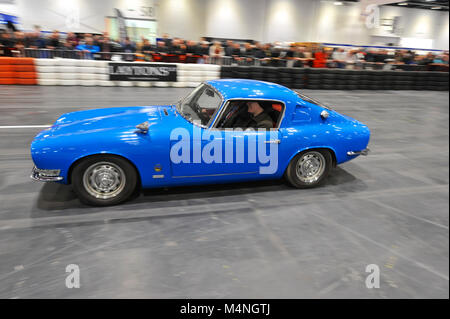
[31,128,151,184]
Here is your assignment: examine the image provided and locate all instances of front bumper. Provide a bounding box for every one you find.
[30,166,63,182]
[347,148,370,156]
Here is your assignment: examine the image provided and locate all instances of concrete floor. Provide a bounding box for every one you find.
[0,86,448,298]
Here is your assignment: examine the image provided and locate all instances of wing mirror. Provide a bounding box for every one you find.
[136,121,150,134]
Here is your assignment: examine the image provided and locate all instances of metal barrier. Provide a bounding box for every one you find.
[21,48,449,72]
[24,48,138,61]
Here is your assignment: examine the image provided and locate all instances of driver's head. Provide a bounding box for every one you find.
[247,102,264,116]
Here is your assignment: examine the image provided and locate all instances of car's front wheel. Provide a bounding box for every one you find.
[72,155,138,206]
[285,149,332,188]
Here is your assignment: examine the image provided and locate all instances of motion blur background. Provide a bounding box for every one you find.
[0,0,448,299]
[1,0,449,48]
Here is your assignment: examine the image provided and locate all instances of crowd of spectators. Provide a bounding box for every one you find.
[1,25,448,70]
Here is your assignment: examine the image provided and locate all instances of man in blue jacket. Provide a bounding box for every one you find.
[76,37,99,59]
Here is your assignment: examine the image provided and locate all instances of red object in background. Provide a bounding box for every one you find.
[313,51,327,68]
[272,104,282,112]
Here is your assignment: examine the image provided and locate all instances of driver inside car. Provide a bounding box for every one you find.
[245,101,273,129]
[218,101,274,129]
[230,102,273,129]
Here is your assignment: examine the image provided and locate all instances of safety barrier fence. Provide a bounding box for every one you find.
[21,49,450,72]
[0,57,448,90]
[33,58,221,87]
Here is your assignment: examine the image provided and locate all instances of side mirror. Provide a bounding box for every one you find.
[136,121,150,134]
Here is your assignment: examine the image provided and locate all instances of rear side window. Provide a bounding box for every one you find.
[296,92,332,110]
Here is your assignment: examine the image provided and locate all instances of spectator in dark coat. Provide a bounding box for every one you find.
[155,40,168,54]
[186,40,199,55]
[46,30,61,49]
[25,26,46,49]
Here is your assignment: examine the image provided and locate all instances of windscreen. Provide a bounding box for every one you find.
[176,84,222,127]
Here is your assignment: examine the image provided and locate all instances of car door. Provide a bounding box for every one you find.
[170,127,281,178]
[169,99,284,179]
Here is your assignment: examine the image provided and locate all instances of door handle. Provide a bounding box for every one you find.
[265,140,281,144]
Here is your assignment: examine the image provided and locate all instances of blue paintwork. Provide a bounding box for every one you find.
[30,79,370,188]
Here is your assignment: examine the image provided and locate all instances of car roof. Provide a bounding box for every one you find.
[205,79,300,104]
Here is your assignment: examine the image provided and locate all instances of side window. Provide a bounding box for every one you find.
[292,105,311,123]
[214,100,285,130]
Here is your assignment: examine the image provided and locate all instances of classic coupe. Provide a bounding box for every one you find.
[31,79,370,206]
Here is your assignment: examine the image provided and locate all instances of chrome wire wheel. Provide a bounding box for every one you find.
[82,161,126,199]
[295,151,326,184]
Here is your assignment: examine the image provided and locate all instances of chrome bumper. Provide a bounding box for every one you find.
[347,148,370,156]
[30,166,63,182]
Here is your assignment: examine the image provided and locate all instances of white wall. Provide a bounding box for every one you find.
[202,0,448,49]
[157,0,205,40]
[204,0,265,40]
[3,0,449,50]
[263,0,315,43]
[379,5,449,49]
[309,0,371,45]
[435,12,449,50]
[9,0,155,33]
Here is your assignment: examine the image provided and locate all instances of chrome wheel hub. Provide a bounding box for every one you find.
[296,152,325,183]
[83,162,126,199]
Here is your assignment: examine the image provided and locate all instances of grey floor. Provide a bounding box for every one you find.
[0,86,448,298]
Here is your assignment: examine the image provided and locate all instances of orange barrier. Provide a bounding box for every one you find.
[0,57,36,85]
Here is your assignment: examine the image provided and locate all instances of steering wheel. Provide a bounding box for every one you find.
[192,102,210,124]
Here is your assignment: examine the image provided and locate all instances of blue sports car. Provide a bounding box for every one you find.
[31,79,370,206]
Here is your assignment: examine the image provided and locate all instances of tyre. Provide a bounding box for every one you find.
[72,155,138,206]
[284,149,332,188]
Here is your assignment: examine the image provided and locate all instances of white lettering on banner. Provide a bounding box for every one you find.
[109,65,176,76]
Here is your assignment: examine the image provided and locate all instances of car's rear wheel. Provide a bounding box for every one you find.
[285,149,332,188]
[72,155,138,206]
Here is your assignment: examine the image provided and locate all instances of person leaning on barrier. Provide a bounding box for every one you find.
[141,38,155,61]
[170,38,187,55]
[252,42,266,59]
[186,40,198,55]
[224,40,234,56]
[209,41,224,63]
[156,40,168,54]
[25,26,46,49]
[46,30,61,50]
[0,31,15,56]
[197,41,210,64]
[75,37,100,59]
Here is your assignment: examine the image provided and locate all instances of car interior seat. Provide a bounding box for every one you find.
[267,103,282,128]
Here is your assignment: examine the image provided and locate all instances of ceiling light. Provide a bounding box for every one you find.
[425,0,435,2]
[334,1,343,5]
[431,6,441,9]
[398,2,408,5]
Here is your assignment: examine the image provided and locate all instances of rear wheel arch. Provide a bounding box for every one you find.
[67,153,141,186]
[284,147,334,188]
[285,147,337,173]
